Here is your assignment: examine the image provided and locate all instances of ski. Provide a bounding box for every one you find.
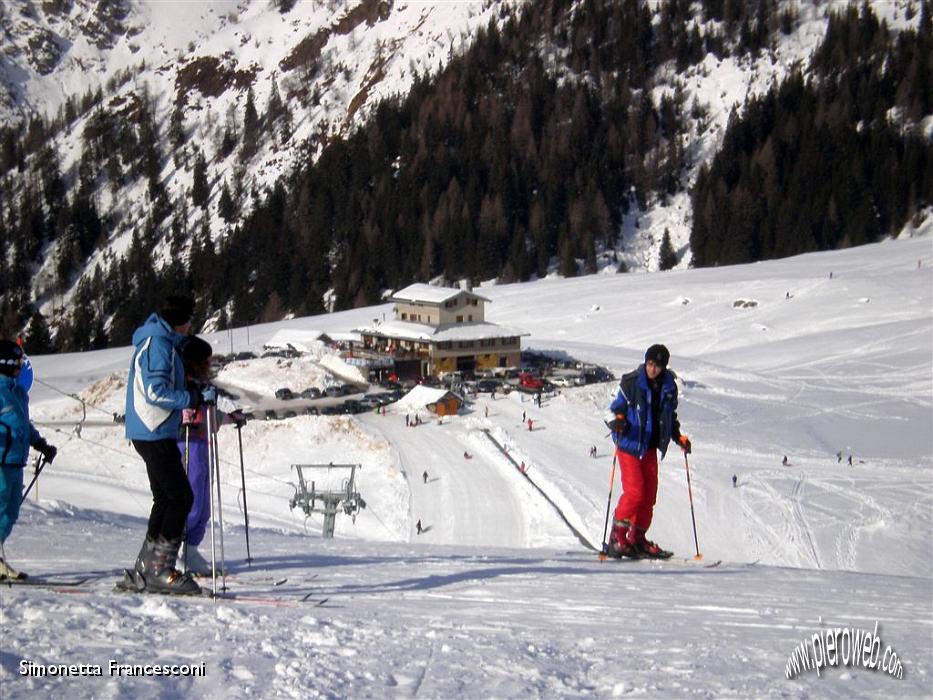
[107,569,329,607]
[2,575,95,587]
[603,556,723,568]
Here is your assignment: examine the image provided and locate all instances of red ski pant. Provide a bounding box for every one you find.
[612,448,659,532]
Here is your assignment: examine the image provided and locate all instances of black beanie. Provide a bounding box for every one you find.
[0,339,24,377]
[160,295,195,328]
[644,344,670,368]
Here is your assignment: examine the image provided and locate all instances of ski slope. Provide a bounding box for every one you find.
[2,234,931,697]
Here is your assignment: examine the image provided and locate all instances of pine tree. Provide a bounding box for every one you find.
[191,150,210,209]
[218,180,235,222]
[24,311,55,354]
[659,228,678,270]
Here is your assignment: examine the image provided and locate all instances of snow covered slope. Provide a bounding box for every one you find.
[2,233,929,696]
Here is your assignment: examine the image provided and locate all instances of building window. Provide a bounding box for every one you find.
[468,315,473,322]
[438,341,452,350]
[401,313,407,321]
[456,315,463,323]
[480,338,495,347]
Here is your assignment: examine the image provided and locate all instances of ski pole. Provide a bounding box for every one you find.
[183,423,190,573]
[683,451,702,560]
[598,453,618,561]
[206,401,218,597]
[20,455,47,506]
[209,402,227,591]
[235,422,252,565]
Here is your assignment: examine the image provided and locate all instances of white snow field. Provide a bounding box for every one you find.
[1,234,931,698]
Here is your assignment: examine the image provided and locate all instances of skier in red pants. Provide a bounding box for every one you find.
[605,344,691,559]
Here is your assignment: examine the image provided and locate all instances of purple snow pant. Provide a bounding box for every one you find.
[178,437,211,547]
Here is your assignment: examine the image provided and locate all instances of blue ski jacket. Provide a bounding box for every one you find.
[125,313,195,441]
[0,375,42,468]
[609,365,681,460]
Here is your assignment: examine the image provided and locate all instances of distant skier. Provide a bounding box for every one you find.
[836,451,843,463]
[732,474,737,488]
[422,470,428,484]
[416,519,423,535]
[463,451,472,460]
[0,340,57,580]
[782,455,788,466]
[604,344,690,560]
[527,418,533,432]
[848,454,853,466]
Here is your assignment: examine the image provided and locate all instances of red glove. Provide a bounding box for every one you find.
[677,434,692,454]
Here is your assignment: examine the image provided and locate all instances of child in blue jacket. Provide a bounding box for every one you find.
[0,339,57,579]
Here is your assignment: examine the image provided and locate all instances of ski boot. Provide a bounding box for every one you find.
[0,543,26,580]
[606,519,640,559]
[0,556,26,581]
[134,535,155,578]
[142,536,201,595]
[181,543,222,578]
[634,529,673,559]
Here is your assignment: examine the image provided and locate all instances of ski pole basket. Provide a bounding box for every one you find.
[289,463,366,538]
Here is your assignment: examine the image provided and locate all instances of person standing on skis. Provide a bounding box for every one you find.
[176,336,244,576]
[125,295,205,594]
[605,344,691,559]
[0,340,57,580]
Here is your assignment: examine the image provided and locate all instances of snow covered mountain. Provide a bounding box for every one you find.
[2,232,929,697]
[2,0,928,346]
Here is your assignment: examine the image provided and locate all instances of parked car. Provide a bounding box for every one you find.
[341,399,363,414]
[234,351,257,361]
[582,366,614,384]
[324,386,344,398]
[320,405,340,415]
[264,410,278,421]
[300,387,322,399]
[282,410,298,419]
[358,396,382,410]
[476,379,501,394]
[275,387,295,400]
[303,406,319,416]
[519,372,544,391]
[550,374,583,388]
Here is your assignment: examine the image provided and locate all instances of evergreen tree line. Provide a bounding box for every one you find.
[1,0,924,351]
[691,2,932,266]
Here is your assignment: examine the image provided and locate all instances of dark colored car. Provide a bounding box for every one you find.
[275,387,295,400]
[583,366,615,384]
[300,387,322,399]
[476,379,501,394]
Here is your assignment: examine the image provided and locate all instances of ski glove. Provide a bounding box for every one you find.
[34,438,57,463]
[201,386,218,405]
[230,411,247,428]
[676,434,692,454]
[606,414,629,435]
